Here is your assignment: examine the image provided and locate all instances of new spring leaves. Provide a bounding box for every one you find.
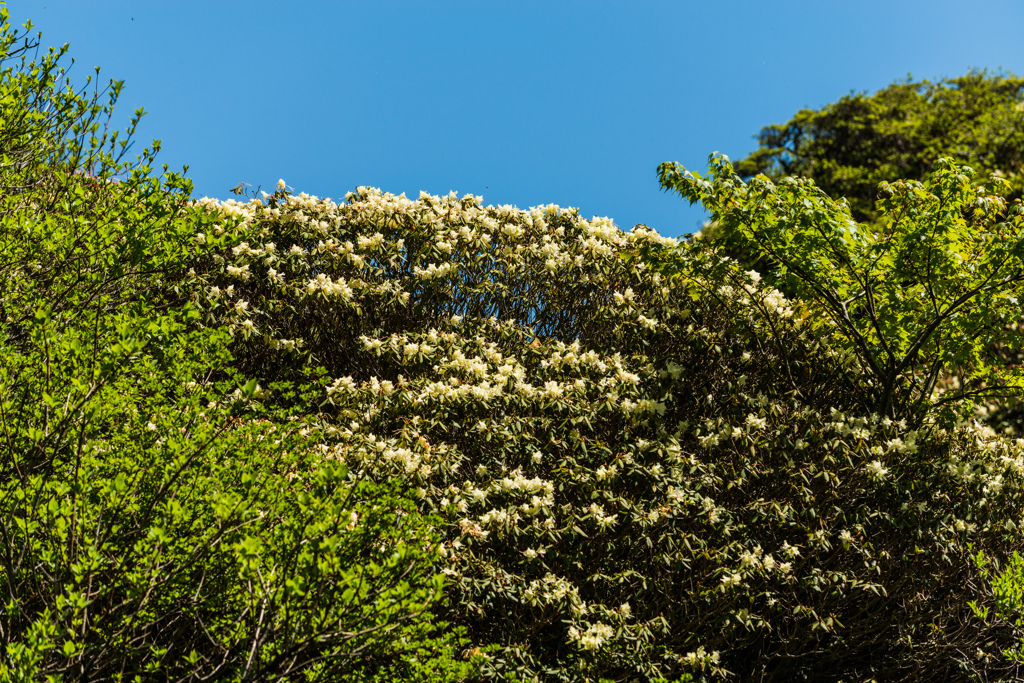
[659,155,1024,425]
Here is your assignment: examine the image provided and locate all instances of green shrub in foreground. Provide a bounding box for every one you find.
[1,344,464,681]
[0,10,472,680]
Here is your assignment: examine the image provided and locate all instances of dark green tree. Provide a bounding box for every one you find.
[735,71,1024,225]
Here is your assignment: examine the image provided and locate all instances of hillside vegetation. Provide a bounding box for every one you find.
[4,9,1024,683]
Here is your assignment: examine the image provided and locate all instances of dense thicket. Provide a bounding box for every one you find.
[190,172,1024,680]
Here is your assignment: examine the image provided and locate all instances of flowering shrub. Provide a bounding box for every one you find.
[189,179,1024,681]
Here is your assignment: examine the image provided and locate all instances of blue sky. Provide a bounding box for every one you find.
[9,1,1023,237]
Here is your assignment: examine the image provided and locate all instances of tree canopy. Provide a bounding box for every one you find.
[735,72,1024,224]
[660,154,1024,426]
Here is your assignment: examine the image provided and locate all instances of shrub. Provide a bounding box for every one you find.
[192,176,1024,681]
[720,74,1024,434]
[658,154,1024,427]
[970,549,1024,668]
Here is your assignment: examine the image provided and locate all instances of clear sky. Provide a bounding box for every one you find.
[9,1,1023,237]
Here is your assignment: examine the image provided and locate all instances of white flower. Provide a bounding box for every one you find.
[238,319,257,338]
[681,646,720,669]
[699,433,720,448]
[541,381,563,399]
[612,288,634,306]
[569,622,614,651]
[226,264,251,281]
[306,273,353,300]
[277,178,286,190]
[745,414,767,430]
[866,460,889,480]
[720,572,743,589]
[587,503,618,529]
[739,548,761,569]
[638,314,658,330]
[326,376,358,397]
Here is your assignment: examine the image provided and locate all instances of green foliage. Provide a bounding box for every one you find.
[970,549,1024,670]
[0,6,469,681]
[659,154,1024,426]
[736,71,1024,224]
[660,155,1024,677]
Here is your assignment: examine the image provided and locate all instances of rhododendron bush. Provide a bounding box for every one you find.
[185,173,1024,681]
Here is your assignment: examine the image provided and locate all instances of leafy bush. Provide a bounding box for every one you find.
[722,74,1024,435]
[970,549,1024,667]
[0,8,470,681]
[192,173,1024,680]
[659,154,1024,426]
